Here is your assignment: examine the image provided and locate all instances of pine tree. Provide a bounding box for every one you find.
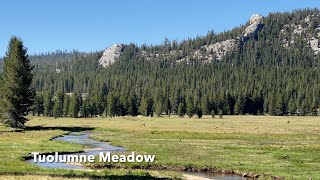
[81,99,89,117]
[63,94,70,116]
[53,92,64,118]
[311,97,319,116]
[69,93,80,117]
[96,94,105,117]
[107,93,117,117]
[288,97,296,115]
[177,102,185,117]
[164,96,171,116]
[34,93,44,116]
[211,110,215,118]
[219,109,223,119]
[186,99,194,118]
[234,97,245,115]
[128,94,138,116]
[268,95,277,115]
[201,97,210,115]
[0,37,34,128]
[43,91,53,116]
[139,97,148,116]
[275,95,286,116]
[33,93,44,116]
[53,102,60,119]
[155,100,163,117]
[147,98,154,117]
[196,105,203,118]
[119,95,128,116]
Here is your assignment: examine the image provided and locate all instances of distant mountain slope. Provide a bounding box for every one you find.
[2,8,320,116]
[99,10,319,66]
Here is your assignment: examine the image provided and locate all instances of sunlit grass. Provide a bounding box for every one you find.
[1,115,320,179]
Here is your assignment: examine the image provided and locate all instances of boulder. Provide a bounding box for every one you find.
[241,14,264,42]
[99,44,125,67]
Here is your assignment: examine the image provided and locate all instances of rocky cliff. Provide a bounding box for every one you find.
[98,12,320,67]
[99,44,125,67]
[183,14,264,61]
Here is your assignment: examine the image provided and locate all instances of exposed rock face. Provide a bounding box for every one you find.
[99,44,125,67]
[193,39,238,61]
[102,14,265,65]
[191,14,264,61]
[280,13,320,56]
[249,14,264,24]
[309,37,320,55]
[241,14,264,42]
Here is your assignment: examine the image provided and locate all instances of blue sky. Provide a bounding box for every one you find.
[0,0,319,57]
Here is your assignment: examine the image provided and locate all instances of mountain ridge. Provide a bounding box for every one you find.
[2,8,320,117]
[98,11,319,67]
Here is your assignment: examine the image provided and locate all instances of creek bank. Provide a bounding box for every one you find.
[90,163,261,179]
[25,131,281,179]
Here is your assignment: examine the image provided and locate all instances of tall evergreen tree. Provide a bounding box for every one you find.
[177,102,186,117]
[186,99,195,118]
[196,104,203,118]
[288,97,296,115]
[275,95,286,116]
[164,96,171,116]
[63,94,70,116]
[107,93,117,117]
[53,92,64,118]
[69,93,80,117]
[128,94,138,116]
[43,91,53,116]
[155,100,163,117]
[234,97,246,115]
[33,93,44,116]
[0,37,34,128]
[219,109,223,119]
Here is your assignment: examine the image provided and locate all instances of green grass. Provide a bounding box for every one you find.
[0,123,173,179]
[1,115,320,179]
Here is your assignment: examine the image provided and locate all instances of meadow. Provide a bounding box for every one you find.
[0,115,319,179]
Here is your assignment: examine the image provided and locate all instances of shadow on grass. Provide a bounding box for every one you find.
[0,173,170,180]
[0,171,171,180]
[24,126,95,132]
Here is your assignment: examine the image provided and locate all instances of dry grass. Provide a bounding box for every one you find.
[1,115,319,179]
[0,175,90,180]
[27,115,320,135]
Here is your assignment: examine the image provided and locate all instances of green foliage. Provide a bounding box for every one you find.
[53,92,64,118]
[63,94,70,116]
[186,99,194,118]
[196,105,203,118]
[219,109,223,119]
[139,97,154,117]
[234,97,245,115]
[69,93,80,117]
[211,110,215,118]
[155,100,163,117]
[32,93,44,116]
[177,102,186,117]
[0,37,34,128]
[128,94,139,116]
[3,9,320,118]
[43,91,53,116]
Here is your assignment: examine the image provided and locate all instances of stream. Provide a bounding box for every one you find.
[26,132,246,180]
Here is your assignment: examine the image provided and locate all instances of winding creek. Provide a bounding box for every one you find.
[26,132,246,180]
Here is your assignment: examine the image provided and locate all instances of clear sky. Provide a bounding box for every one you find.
[0,0,319,57]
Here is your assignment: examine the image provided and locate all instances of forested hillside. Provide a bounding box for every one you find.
[2,8,320,118]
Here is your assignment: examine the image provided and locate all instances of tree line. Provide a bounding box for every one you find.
[2,8,320,123]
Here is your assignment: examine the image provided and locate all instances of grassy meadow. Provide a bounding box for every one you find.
[0,115,320,179]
